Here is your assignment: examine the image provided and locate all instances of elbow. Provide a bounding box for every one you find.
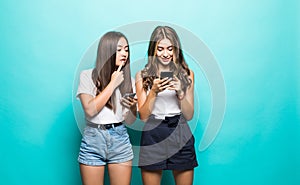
[185,114,194,121]
[125,115,137,125]
[139,115,147,122]
[138,112,149,122]
[125,119,135,125]
[183,109,194,121]
[85,108,97,118]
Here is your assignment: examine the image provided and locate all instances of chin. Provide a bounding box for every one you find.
[158,59,172,66]
[117,61,124,66]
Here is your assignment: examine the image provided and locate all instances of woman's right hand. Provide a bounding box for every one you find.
[110,70,124,89]
[151,77,173,94]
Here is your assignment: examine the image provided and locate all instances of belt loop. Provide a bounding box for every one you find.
[112,124,115,129]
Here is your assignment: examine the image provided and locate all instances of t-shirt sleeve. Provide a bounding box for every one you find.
[76,70,95,99]
[131,77,136,93]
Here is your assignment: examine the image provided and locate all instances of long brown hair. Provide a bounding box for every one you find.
[141,26,191,92]
[92,31,133,112]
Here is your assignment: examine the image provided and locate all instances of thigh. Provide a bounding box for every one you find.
[141,169,163,185]
[172,169,194,185]
[78,127,107,166]
[107,125,133,164]
[108,161,132,185]
[139,121,169,169]
[80,164,105,185]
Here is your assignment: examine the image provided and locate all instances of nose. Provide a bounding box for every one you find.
[163,49,168,58]
[121,49,127,56]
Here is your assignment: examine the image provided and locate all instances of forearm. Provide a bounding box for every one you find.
[180,99,194,120]
[179,95,194,121]
[124,106,137,124]
[85,83,114,117]
[138,90,157,121]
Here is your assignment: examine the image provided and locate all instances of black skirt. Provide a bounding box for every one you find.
[139,114,198,170]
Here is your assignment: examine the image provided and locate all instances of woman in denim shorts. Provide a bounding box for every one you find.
[77,31,137,185]
[135,26,198,185]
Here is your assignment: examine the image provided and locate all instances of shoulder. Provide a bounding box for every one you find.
[80,68,93,77]
[135,71,143,85]
[79,69,94,84]
[189,69,194,78]
[188,69,194,83]
[135,70,143,82]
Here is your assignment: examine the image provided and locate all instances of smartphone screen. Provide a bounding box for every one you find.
[123,93,136,98]
[160,71,173,79]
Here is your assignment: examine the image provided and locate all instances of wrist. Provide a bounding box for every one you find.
[126,105,137,117]
[108,80,117,91]
[150,88,158,96]
[176,89,184,100]
[130,103,137,111]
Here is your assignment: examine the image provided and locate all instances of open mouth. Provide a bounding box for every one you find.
[120,58,127,63]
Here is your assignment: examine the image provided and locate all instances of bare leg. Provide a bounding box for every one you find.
[80,164,105,185]
[141,169,163,185]
[108,160,132,185]
[173,169,194,185]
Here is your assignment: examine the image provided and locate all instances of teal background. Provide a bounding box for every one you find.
[0,0,299,185]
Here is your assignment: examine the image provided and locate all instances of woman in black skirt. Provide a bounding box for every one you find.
[135,26,198,185]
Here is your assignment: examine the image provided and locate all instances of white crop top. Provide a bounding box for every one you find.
[76,69,135,124]
[151,89,181,119]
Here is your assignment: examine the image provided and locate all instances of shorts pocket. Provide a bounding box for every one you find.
[114,125,127,135]
[83,127,97,137]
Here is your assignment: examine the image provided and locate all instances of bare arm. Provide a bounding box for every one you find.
[122,96,137,124]
[180,70,195,120]
[79,70,124,118]
[135,71,172,121]
[135,71,156,121]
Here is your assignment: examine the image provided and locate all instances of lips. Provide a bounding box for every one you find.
[161,58,171,62]
[120,58,127,63]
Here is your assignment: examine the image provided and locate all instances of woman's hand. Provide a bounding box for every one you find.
[122,96,138,124]
[169,75,184,99]
[110,70,124,89]
[121,96,137,109]
[151,77,173,94]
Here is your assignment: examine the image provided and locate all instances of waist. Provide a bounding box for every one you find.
[144,114,183,129]
[152,113,181,120]
[86,121,123,129]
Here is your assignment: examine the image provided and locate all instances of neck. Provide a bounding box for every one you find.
[157,63,170,74]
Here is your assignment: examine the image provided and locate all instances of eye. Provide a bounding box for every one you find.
[167,47,173,51]
[117,48,122,52]
[157,47,163,51]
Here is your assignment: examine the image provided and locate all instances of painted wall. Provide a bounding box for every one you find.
[0,0,299,184]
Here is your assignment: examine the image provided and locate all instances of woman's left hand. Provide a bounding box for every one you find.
[169,75,181,91]
[169,75,185,99]
[121,96,137,109]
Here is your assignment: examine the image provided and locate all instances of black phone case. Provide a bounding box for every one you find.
[160,71,173,79]
[124,93,136,98]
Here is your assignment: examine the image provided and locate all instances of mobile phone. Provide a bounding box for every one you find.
[123,93,136,98]
[160,71,173,79]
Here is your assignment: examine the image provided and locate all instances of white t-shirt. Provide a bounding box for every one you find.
[76,69,135,125]
[151,89,181,119]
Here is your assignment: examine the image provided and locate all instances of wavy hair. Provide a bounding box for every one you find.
[141,26,191,92]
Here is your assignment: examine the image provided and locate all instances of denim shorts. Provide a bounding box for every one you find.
[78,124,133,166]
[139,114,198,171]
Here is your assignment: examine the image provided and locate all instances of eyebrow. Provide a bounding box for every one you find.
[157,45,173,48]
[117,45,128,47]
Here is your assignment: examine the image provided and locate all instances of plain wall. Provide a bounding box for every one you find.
[0,0,299,184]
